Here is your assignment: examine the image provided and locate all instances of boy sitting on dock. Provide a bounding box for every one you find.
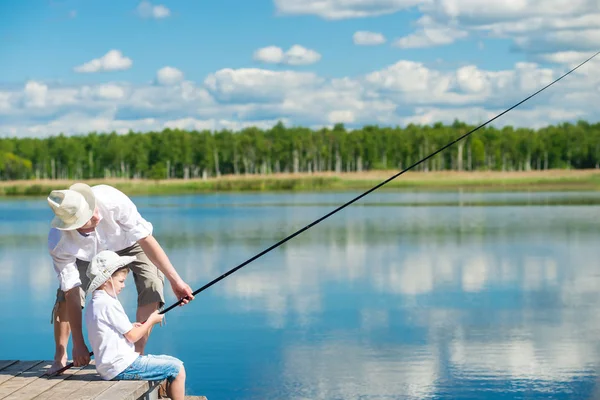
[85,250,186,400]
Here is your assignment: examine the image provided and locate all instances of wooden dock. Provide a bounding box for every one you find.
[0,360,206,400]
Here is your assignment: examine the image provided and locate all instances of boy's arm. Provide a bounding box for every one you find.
[123,310,163,344]
[123,322,153,344]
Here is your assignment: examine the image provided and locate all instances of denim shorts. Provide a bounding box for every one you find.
[113,354,183,383]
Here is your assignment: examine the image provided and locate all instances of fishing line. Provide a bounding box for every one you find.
[49,50,599,377]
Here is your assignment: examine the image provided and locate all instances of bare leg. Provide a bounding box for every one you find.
[135,302,159,354]
[47,302,70,375]
[167,365,186,400]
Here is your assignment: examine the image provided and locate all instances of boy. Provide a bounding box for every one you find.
[84,250,186,400]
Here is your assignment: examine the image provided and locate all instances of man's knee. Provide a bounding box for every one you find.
[132,267,165,307]
[63,286,85,307]
[135,276,164,307]
[52,287,85,323]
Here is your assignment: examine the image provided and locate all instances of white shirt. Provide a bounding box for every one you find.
[85,289,140,380]
[48,184,153,292]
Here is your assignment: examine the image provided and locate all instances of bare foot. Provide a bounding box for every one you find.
[45,356,68,377]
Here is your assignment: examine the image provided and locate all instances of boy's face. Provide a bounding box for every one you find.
[106,270,128,296]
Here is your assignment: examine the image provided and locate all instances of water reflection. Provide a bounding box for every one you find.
[283,340,439,399]
[1,191,600,399]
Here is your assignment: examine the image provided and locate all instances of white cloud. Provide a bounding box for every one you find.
[204,68,322,102]
[93,84,126,100]
[74,50,133,73]
[273,0,423,19]
[136,1,170,19]
[0,92,12,114]
[353,31,386,46]
[285,45,322,65]
[364,60,559,107]
[393,16,468,48]
[328,110,355,124]
[10,110,158,137]
[306,0,594,61]
[254,45,321,65]
[513,29,600,53]
[536,51,599,66]
[253,46,284,64]
[424,0,596,23]
[400,106,586,129]
[365,60,453,96]
[163,117,288,132]
[24,81,48,108]
[3,55,600,137]
[156,66,184,85]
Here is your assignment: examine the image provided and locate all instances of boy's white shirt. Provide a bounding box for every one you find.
[84,289,139,380]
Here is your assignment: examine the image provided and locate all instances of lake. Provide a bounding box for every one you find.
[2,189,600,399]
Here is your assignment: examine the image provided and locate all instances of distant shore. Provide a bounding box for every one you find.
[2,169,600,197]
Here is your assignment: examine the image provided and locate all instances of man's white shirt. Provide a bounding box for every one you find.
[48,184,153,292]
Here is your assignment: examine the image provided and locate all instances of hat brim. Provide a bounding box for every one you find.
[51,207,93,230]
[51,183,96,231]
[86,255,137,297]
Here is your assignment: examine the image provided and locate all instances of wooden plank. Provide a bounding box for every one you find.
[92,379,159,400]
[66,375,120,400]
[0,361,44,386]
[0,361,18,372]
[0,361,47,398]
[3,361,81,400]
[30,364,99,400]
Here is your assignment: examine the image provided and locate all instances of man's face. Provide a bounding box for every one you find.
[77,206,100,234]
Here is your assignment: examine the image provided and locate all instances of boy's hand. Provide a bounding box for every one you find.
[133,322,143,328]
[149,310,164,325]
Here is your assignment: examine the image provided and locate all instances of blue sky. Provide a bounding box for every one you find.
[0,0,598,137]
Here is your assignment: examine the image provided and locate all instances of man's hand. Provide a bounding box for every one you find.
[72,342,91,367]
[170,279,194,305]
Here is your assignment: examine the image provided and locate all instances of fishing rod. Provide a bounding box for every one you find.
[49,50,599,378]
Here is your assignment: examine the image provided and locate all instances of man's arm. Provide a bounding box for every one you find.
[137,235,194,304]
[64,288,90,366]
[107,186,194,304]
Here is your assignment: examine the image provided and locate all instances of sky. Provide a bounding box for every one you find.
[0,0,599,138]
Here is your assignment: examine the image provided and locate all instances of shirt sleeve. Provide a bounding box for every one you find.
[105,302,134,335]
[107,186,154,242]
[48,228,81,292]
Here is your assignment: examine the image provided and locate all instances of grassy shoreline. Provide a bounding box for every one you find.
[2,169,600,197]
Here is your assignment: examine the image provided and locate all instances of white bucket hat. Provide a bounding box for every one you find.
[86,250,137,297]
[47,183,96,230]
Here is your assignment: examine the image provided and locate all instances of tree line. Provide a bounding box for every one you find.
[1,120,599,181]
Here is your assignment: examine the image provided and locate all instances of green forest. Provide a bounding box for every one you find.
[1,120,599,181]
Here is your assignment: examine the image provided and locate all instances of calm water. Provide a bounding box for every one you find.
[2,190,600,399]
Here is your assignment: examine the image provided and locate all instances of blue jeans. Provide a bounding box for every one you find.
[113,354,183,383]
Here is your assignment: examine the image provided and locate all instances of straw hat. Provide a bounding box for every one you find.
[47,183,96,230]
[86,251,137,297]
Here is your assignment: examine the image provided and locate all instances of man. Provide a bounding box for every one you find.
[46,182,194,375]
